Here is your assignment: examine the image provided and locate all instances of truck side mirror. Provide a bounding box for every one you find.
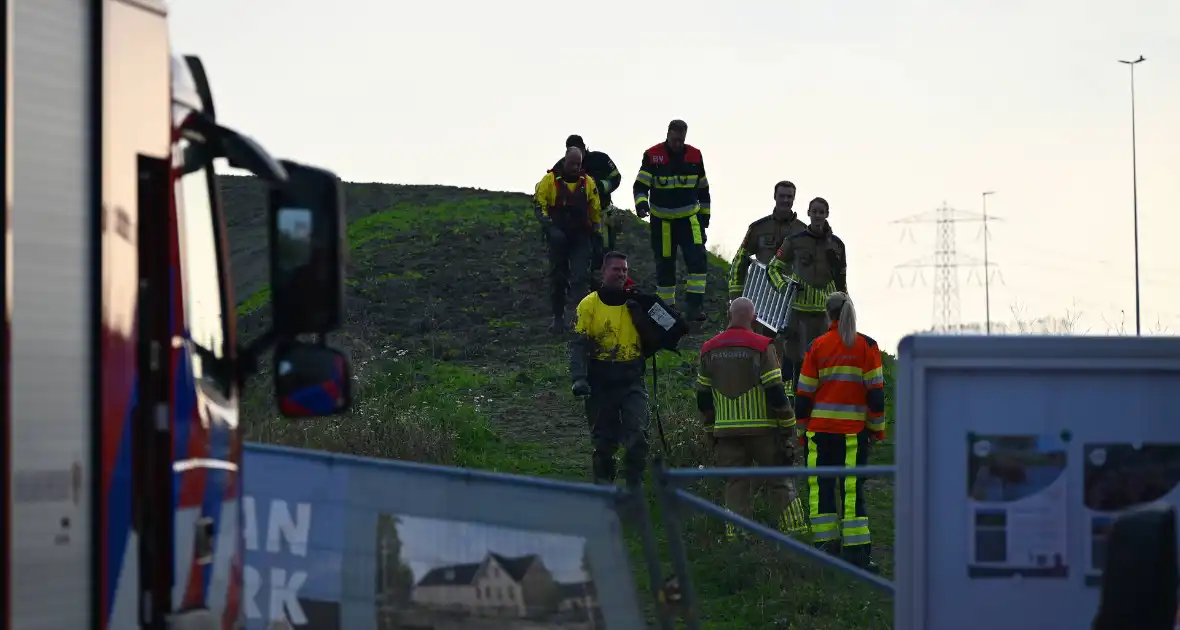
[267,161,347,336]
[274,341,352,418]
[1093,503,1178,630]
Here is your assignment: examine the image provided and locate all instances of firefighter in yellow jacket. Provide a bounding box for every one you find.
[696,297,809,540]
[534,146,604,333]
[767,197,847,395]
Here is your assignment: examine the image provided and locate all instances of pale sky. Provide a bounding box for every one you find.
[170,0,1179,352]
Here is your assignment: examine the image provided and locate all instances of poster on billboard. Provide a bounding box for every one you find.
[242,444,646,630]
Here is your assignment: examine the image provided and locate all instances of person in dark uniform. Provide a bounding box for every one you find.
[553,135,622,289]
[632,119,712,322]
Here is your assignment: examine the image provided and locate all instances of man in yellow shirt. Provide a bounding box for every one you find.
[570,251,650,486]
[534,146,603,333]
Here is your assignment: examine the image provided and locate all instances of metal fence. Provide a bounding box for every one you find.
[646,458,897,630]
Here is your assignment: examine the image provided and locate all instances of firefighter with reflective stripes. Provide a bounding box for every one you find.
[728,181,808,300]
[696,297,810,541]
[767,197,848,395]
[552,135,622,286]
[534,146,604,333]
[728,181,809,373]
[794,292,885,572]
[633,119,711,322]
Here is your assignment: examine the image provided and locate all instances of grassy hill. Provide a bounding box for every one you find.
[222,174,897,630]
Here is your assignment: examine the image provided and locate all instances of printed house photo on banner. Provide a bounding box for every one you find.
[965,433,1069,579]
[1082,442,1180,587]
[374,513,603,630]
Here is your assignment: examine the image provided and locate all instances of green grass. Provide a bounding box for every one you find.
[237,183,898,630]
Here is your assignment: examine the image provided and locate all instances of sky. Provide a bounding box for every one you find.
[169,0,1180,352]
[394,514,587,584]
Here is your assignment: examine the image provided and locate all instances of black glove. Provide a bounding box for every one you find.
[698,213,710,229]
[636,201,650,219]
[572,379,591,397]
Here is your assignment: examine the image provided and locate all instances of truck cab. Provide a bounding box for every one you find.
[4,1,351,629]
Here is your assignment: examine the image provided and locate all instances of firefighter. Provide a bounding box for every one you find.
[727,180,809,369]
[570,251,651,486]
[553,135,623,288]
[534,146,604,333]
[633,119,711,322]
[696,297,810,541]
[794,291,885,572]
[767,196,847,395]
[728,181,808,299]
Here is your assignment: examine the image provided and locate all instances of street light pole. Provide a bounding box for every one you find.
[982,191,995,334]
[1118,54,1145,336]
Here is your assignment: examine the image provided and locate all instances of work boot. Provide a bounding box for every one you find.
[591,454,617,485]
[842,544,880,574]
[813,539,841,558]
[684,294,707,322]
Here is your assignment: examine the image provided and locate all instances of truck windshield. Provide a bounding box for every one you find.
[175,134,230,396]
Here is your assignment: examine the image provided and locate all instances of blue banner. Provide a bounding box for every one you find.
[240,443,647,630]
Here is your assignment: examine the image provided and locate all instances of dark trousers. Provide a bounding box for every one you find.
[585,380,650,486]
[649,214,707,310]
[546,227,592,318]
[805,431,872,551]
[588,233,605,290]
[783,310,827,395]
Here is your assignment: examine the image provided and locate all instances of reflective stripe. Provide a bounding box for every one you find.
[806,433,840,541]
[760,368,782,385]
[812,402,867,421]
[863,365,884,387]
[728,247,747,287]
[656,285,676,306]
[661,220,673,258]
[696,374,712,388]
[652,174,700,189]
[710,387,779,431]
[685,273,707,295]
[796,373,818,394]
[650,203,700,219]
[688,214,704,246]
[791,275,838,312]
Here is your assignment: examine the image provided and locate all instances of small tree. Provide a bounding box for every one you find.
[375,513,416,605]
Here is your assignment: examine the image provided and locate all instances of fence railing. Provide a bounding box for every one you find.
[647,458,897,630]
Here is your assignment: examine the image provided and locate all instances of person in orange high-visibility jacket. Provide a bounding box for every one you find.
[794,291,886,573]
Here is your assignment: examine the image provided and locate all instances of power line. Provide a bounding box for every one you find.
[889,202,1004,332]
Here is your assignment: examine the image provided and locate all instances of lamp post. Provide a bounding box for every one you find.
[982,191,995,334]
[1118,54,1145,336]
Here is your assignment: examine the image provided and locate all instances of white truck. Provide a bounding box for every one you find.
[5,1,353,628]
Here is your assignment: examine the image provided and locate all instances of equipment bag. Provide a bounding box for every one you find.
[625,291,690,358]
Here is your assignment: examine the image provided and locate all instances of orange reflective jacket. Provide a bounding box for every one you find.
[795,321,886,436]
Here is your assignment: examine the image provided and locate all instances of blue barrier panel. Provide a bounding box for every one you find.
[241,443,653,630]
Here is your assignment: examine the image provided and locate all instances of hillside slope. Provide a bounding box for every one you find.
[223,174,896,629]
